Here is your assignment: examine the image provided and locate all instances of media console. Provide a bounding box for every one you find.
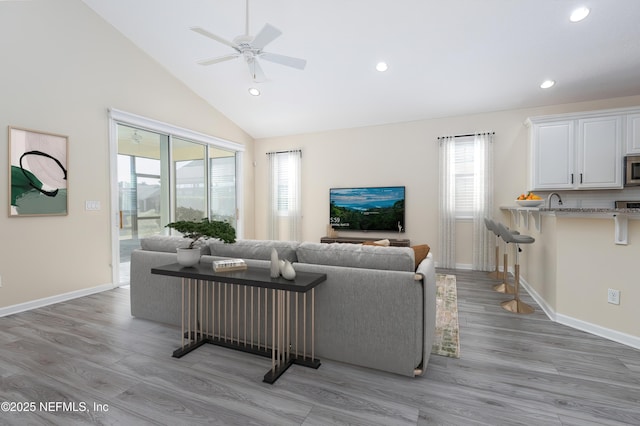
[320,236,410,247]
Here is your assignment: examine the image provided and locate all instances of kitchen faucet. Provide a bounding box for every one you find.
[547,192,563,208]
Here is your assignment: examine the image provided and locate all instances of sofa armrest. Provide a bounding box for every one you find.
[415,252,437,375]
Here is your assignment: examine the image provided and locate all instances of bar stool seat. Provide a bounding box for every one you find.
[485,218,516,294]
[484,218,502,280]
[495,222,535,314]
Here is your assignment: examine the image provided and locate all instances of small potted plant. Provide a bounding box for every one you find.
[165,218,236,266]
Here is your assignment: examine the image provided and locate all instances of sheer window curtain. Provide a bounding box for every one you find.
[267,150,302,241]
[472,133,493,271]
[438,136,456,268]
[438,133,493,270]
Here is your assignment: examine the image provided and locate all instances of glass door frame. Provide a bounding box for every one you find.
[108,108,245,287]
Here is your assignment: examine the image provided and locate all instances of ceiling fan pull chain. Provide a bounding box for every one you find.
[245,0,250,36]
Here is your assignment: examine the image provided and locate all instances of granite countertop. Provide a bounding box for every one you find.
[502,206,640,214]
[539,207,640,213]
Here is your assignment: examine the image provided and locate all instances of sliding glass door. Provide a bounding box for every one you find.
[113,116,243,286]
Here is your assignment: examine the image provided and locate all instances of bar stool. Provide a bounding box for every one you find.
[495,221,535,314]
[485,218,515,294]
[484,218,502,280]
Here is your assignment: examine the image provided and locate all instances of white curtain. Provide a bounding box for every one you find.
[438,136,456,268]
[439,133,493,270]
[472,133,493,271]
[267,150,302,241]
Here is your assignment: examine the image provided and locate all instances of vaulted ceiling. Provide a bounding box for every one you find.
[82,0,640,139]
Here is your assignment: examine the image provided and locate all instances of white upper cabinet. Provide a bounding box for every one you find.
[531,120,574,189]
[627,113,640,154]
[577,116,622,189]
[527,107,636,190]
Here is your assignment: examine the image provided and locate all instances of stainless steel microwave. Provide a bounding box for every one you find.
[625,155,640,186]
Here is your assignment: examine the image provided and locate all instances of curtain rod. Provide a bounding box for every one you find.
[437,131,494,140]
[266,149,302,155]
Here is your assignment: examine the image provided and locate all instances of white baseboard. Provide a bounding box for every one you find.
[0,283,116,317]
[519,277,640,350]
[555,314,640,350]
[519,276,557,321]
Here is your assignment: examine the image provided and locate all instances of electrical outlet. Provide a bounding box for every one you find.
[607,288,620,305]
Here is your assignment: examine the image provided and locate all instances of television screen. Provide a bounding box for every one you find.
[329,186,405,232]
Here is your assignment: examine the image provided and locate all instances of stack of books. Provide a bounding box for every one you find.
[212,259,247,272]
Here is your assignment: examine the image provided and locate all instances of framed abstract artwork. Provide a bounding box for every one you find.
[9,126,68,217]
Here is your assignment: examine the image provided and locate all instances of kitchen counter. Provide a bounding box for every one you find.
[500,205,640,241]
[538,207,640,214]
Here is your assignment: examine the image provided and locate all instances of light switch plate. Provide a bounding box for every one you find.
[85,200,101,211]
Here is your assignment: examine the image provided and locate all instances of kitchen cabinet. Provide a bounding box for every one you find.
[528,110,627,190]
[627,113,640,154]
[577,116,622,188]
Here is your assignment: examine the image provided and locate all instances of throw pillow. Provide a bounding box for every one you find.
[362,239,390,246]
[412,244,430,270]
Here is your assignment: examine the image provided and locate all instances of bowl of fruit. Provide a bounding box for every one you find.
[516,192,544,207]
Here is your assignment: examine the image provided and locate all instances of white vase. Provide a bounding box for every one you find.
[281,260,296,280]
[270,248,281,278]
[176,248,200,267]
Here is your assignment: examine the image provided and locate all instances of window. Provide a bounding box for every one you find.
[267,150,302,241]
[110,108,245,285]
[439,133,493,270]
[454,138,475,218]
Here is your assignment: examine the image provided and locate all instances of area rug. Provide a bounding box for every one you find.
[431,274,460,358]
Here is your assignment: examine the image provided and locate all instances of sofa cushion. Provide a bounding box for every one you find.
[208,239,299,262]
[140,235,211,255]
[411,244,431,270]
[296,242,414,272]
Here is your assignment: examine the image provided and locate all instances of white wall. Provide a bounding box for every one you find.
[255,94,640,341]
[255,95,640,250]
[0,0,254,309]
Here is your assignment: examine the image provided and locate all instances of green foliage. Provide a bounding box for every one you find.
[176,206,205,222]
[165,218,236,249]
[330,200,404,231]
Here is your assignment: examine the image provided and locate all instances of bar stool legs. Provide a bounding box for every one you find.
[493,245,515,294]
[501,244,535,314]
[487,242,502,280]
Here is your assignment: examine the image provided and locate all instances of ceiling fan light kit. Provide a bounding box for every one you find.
[192,0,306,83]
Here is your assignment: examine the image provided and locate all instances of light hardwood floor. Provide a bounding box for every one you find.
[1,269,639,425]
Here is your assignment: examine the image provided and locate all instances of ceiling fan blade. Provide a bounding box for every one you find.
[260,52,307,70]
[190,26,240,51]
[247,58,267,82]
[197,54,240,66]
[251,23,282,50]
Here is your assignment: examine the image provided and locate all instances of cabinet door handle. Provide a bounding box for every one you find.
[580,173,583,184]
[571,173,574,184]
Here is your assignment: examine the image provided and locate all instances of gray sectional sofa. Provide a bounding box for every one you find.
[130,237,437,377]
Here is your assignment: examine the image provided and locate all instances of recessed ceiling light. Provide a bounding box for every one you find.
[540,80,556,89]
[376,62,389,72]
[570,7,590,22]
[248,87,260,96]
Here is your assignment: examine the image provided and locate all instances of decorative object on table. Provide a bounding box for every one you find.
[213,258,247,272]
[270,248,281,278]
[326,224,338,238]
[165,218,236,266]
[9,126,68,217]
[281,259,296,280]
[515,191,544,207]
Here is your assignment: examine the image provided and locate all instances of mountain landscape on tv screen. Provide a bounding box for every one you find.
[329,187,405,231]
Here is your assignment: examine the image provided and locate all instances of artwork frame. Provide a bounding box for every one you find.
[9,126,68,217]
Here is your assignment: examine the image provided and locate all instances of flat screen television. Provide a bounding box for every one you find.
[329,186,405,232]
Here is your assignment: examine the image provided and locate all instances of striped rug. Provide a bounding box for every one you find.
[431,274,460,358]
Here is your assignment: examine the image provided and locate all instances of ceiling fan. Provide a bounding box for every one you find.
[191,0,306,82]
